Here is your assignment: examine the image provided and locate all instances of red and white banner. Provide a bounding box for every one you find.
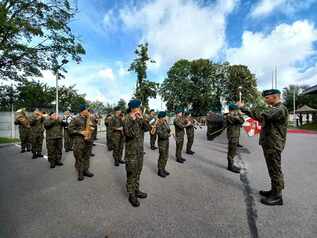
[242,116,261,136]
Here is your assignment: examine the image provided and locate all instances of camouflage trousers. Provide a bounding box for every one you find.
[106,131,113,150]
[112,133,124,163]
[150,133,157,148]
[175,133,184,159]
[64,128,73,151]
[262,146,284,193]
[227,138,238,163]
[73,138,90,172]
[125,151,143,194]
[46,138,62,163]
[158,139,169,170]
[186,134,194,152]
[19,127,31,151]
[31,133,43,154]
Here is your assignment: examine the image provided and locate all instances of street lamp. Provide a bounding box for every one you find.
[238,86,243,102]
[54,59,69,114]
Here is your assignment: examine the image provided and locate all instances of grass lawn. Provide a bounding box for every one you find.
[0,137,20,144]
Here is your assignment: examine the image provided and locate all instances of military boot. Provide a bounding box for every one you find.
[83,170,94,177]
[186,150,195,155]
[37,152,43,158]
[114,161,119,166]
[135,190,147,199]
[128,193,140,207]
[21,149,26,153]
[261,192,283,206]
[176,158,184,163]
[164,169,170,176]
[78,171,84,181]
[259,190,272,197]
[180,157,186,162]
[158,169,166,177]
[55,161,63,166]
[32,153,38,159]
[26,145,31,152]
[119,160,126,164]
[50,161,56,169]
[227,160,240,173]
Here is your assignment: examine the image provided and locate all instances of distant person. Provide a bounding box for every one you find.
[30,109,45,159]
[148,109,158,150]
[15,108,32,153]
[173,109,190,163]
[63,111,73,152]
[111,107,125,166]
[239,89,288,206]
[104,114,113,151]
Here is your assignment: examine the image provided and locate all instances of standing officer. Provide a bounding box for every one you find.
[30,109,45,159]
[148,109,158,150]
[156,111,171,177]
[111,106,125,166]
[174,109,190,163]
[184,112,195,155]
[105,114,113,151]
[239,89,288,206]
[225,103,244,173]
[44,112,64,168]
[69,104,94,181]
[124,99,147,207]
[63,111,73,152]
[15,108,32,153]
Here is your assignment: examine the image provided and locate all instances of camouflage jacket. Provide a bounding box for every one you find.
[44,119,64,140]
[225,112,244,140]
[105,117,112,134]
[68,115,87,143]
[157,121,171,141]
[242,102,288,151]
[174,116,185,136]
[112,115,124,136]
[124,114,145,155]
[30,116,44,134]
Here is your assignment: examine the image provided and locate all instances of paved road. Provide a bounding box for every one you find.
[0,128,316,238]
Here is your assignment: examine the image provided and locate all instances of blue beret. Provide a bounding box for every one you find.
[128,99,141,109]
[79,104,86,112]
[158,111,166,118]
[228,103,239,111]
[262,89,281,97]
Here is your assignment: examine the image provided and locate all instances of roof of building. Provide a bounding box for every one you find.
[303,84,317,95]
[296,105,317,113]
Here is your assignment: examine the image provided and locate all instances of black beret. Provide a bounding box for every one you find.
[114,106,121,111]
[262,89,281,97]
[158,111,166,118]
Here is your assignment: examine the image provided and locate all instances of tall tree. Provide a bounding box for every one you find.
[0,0,85,82]
[117,98,127,112]
[283,85,317,111]
[129,43,159,110]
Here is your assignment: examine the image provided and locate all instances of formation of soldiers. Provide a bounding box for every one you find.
[14,89,288,207]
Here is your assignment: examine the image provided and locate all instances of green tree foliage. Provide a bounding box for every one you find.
[160,60,258,116]
[87,100,113,115]
[283,85,317,111]
[116,98,127,112]
[129,43,159,110]
[0,0,85,81]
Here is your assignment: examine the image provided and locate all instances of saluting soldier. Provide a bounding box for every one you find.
[63,111,73,152]
[184,112,195,155]
[44,112,65,168]
[148,109,158,150]
[173,109,190,163]
[156,111,171,178]
[105,114,113,151]
[124,99,147,207]
[111,106,125,166]
[225,103,244,173]
[30,109,45,159]
[87,109,96,156]
[14,109,32,153]
[239,89,288,206]
[69,104,94,181]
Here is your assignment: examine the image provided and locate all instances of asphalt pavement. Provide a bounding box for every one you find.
[0,128,316,238]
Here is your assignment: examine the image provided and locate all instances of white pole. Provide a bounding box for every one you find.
[56,74,59,114]
[293,86,296,127]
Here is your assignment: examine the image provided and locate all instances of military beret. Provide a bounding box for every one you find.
[158,111,166,118]
[150,109,155,112]
[228,103,239,111]
[128,99,141,109]
[79,104,86,112]
[262,89,281,97]
[114,106,121,111]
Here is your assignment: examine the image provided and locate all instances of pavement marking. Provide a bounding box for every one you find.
[14,143,48,160]
[237,152,259,238]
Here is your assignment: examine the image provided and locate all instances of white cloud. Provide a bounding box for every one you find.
[98,68,115,80]
[226,20,317,89]
[251,0,317,18]
[119,0,237,67]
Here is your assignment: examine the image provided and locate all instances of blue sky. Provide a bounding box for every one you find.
[44,0,317,109]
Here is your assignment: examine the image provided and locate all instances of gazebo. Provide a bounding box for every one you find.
[295,105,317,126]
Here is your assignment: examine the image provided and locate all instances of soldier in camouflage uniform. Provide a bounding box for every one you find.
[225,103,244,173]
[105,114,113,151]
[30,110,45,159]
[156,111,171,177]
[88,109,97,156]
[240,89,288,206]
[173,109,190,163]
[111,107,125,166]
[148,109,158,150]
[63,111,73,152]
[184,112,195,155]
[14,109,32,153]
[69,104,94,181]
[124,99,147,207]
[44,112,65,168]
